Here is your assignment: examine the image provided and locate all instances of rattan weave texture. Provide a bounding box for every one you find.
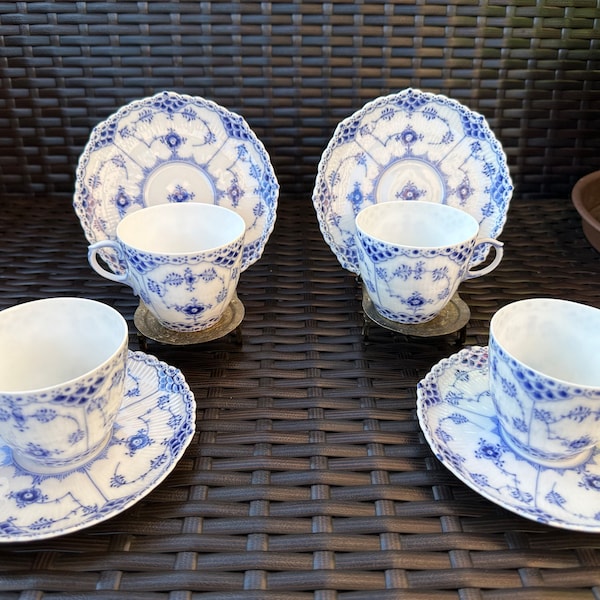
[1,1,600,202]
[0,193,598,598]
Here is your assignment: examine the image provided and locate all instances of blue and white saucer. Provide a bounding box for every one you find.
[312,89,513,274]
[74,91,279,272]
[417,346,600,532]
[0,351,196,542]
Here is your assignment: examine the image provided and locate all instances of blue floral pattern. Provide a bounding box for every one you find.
[312,88,513,274]
[0,345,127,472]
[489,334,600,464]
[356,229,478,324]
[0,352,195,542]
[111,233,245,332]
[417,346,600,532]
[74,91,279,272]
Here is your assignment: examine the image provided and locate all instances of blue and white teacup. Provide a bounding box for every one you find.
[88,203,246,332]
[355,201,504,324]
[489,298,600,468]
[0,297,128,474]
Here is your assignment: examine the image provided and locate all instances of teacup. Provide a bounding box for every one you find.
[88,203,246,332]
[489,298,600,468]
[355,201,504,324]
[0,297,128,474]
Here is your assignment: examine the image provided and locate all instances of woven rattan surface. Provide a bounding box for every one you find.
[0,194,598,598]
[1,0,600,202]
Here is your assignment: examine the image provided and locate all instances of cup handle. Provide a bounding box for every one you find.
[464,238,504,280]
[88,240,129,283]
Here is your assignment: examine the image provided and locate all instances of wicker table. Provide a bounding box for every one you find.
[0,194,599,599]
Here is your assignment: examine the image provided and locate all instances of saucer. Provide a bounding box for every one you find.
[0,351,196,542]
[134,295,244,346]
[416,346,600,532]
[74,91,279,272]
[312,88,513,274]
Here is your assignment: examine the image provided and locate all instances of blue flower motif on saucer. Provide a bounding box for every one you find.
[399,126,420,145]
[417,346,600,532]
[396,180,426,201]
[168,184,195,203]
[347,182,365,210]
[10,487,47,508]
[162,130,185,150]
[475,439,505,467]
[126,430,153,456]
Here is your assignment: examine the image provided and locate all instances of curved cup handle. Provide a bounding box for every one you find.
[464,238,504,280]
[88,240,130,283]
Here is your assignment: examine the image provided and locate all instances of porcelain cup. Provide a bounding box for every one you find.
[88,203,246,332]
[489,298,600,468]
[0,297,129,474]
[355,201,504,324]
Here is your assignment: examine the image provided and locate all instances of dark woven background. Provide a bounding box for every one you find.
[1,0,600,202]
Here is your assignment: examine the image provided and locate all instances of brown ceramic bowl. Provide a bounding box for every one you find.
[572,170,600,253]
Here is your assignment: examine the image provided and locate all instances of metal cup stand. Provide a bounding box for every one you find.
[135,294,245,351]
[360,283,469,345]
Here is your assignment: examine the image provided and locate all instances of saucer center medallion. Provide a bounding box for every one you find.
[144,162,216,205]
[376,158,445,203]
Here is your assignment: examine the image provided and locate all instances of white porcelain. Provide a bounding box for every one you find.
[73,90,279,272]
[0,298,129,474]
[355,201,503,324]
[417,346,600,532]
[489,298,600,468]
[88,203,246,332]
[0,351,195,542]
[312,88,513,273]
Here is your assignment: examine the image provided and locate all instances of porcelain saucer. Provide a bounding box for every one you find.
[0,351,196,542]
[74,90,279,272]
[416,346,600,532]
[312,88,513,274]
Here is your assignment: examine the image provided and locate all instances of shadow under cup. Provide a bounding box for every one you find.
[0,297,129,474]
[489,298,600,468]
[355,201,504,324]
[88,203,247,332]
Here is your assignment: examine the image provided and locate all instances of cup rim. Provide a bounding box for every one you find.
[116,202,247,255]
[0,297,129,395]
[355,200,479,249]
[490,297,600,389]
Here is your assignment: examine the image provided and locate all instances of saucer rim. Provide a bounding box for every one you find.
[416,345,600,532]
[0,350,196,543]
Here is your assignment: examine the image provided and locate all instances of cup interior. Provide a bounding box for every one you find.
[491,298,600,387]
[355,200,478,247]
[117,203,246,254]
[0,298,128,392]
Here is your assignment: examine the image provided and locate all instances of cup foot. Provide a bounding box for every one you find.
[11,428,113,475]
[499,426,595,469]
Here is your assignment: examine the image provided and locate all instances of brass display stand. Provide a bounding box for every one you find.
[134,294,245,350]
[361,287,469,344]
